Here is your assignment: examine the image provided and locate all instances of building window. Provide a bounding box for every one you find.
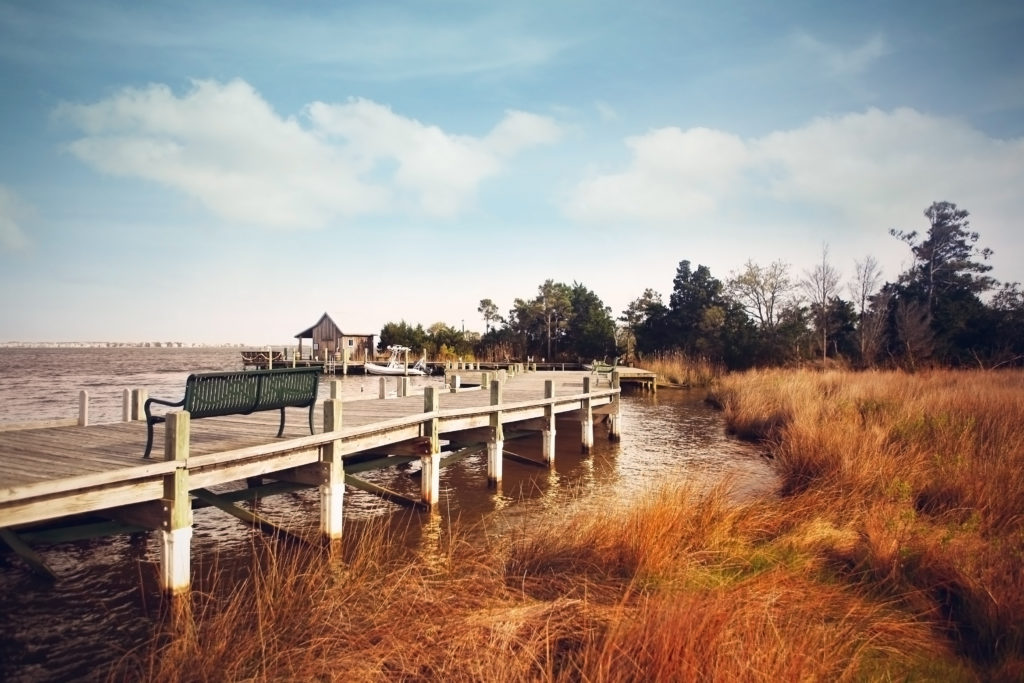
[348,339,354,347]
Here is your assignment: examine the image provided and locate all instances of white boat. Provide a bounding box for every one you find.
[364,345,428,376]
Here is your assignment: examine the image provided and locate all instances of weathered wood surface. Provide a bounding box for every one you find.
[0,372,617,528]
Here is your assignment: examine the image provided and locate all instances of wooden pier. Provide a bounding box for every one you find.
[0,368,632,593]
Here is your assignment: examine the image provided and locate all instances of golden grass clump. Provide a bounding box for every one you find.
[636,351,723,388]
[713,367,1024,676]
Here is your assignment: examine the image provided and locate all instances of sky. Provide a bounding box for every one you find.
[1,1,1022,345]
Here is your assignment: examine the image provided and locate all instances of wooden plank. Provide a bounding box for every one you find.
[502,449,548,467]
[190,488,310,544]
[0,418,79,432]
[343,474,427,509]
[0,528,57,579]
[1,460,180,502]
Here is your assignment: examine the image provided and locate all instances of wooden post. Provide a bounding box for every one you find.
[160,411,192,594]
[342,348,349,376]
[487,379,504,487]
[543,379,556,466]
[131,388,147,421]
[581,375,594,454]
[321,398,344,543]
[122,388,131,422]
[420,387,440,506]
[379,377,387,399]
[268,346,273,370]
[450,375,461,392]
[608,371,622,441]
[78,390,88,427]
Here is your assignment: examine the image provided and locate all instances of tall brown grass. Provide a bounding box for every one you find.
[114,368,1023,681]
[636,351,723,388]
[711,368,1024,678]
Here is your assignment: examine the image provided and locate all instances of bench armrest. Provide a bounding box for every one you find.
[144,396,186,421]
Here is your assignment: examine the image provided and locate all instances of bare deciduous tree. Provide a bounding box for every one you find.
[849,255,882,365]
[728,259,793,333]
[802,244,841,363]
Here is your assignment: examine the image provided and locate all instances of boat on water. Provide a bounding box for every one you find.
[364,345,428,376]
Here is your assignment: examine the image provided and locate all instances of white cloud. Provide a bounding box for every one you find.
[309,100,562,216]
[566,126,748,222]
[56,79,563,228]
[565,108,1024,240]
[0,185,31,250]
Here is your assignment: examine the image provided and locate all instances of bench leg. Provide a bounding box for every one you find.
[308,405,315,434]
[276,407,286,438]
[144,420,156,458]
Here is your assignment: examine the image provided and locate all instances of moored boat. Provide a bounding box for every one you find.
[364,345,428,376]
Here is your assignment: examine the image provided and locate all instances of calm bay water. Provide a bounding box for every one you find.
[0,347,774,681]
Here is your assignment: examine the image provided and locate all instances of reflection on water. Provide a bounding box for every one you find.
[0,348,775,681]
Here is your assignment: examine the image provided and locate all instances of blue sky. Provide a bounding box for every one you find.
[1,1,1022,345]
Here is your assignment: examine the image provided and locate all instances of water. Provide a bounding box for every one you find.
[0,347,774,681]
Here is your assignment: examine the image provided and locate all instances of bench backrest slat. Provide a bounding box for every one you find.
[254,369,319,411]
[181,368,319,419]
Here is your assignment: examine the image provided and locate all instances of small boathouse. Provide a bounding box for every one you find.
[294,312,375,361]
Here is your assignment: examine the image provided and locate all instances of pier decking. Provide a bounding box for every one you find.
[0,368,636,592]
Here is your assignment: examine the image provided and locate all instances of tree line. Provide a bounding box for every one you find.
[379,201,1024,370]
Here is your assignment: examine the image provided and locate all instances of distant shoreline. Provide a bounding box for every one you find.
[0,342,278,349]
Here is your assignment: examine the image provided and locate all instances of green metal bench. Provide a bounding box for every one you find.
[144,367,321,458]
[591,357,619,386]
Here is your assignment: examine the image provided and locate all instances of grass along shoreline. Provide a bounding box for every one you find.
[634,351,723,388]
[118,368,1022,681]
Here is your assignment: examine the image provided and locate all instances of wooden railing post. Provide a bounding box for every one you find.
[420,387,441,506]
[131,388,147,421]
[379,377,387,399]
[321,398,344,543]
[488,379,504,487]
[543,379,556,466]
[608,371,621,441]
[122,389,131,422]
[581,375,594,454]
[78,390,88,427]
[160,410,192,595]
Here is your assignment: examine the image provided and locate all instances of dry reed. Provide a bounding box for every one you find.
[635,351,723,388]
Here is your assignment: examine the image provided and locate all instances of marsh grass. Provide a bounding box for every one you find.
[712,368,1024,677]
[636,351,723,388]
[115,369,1023,681]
